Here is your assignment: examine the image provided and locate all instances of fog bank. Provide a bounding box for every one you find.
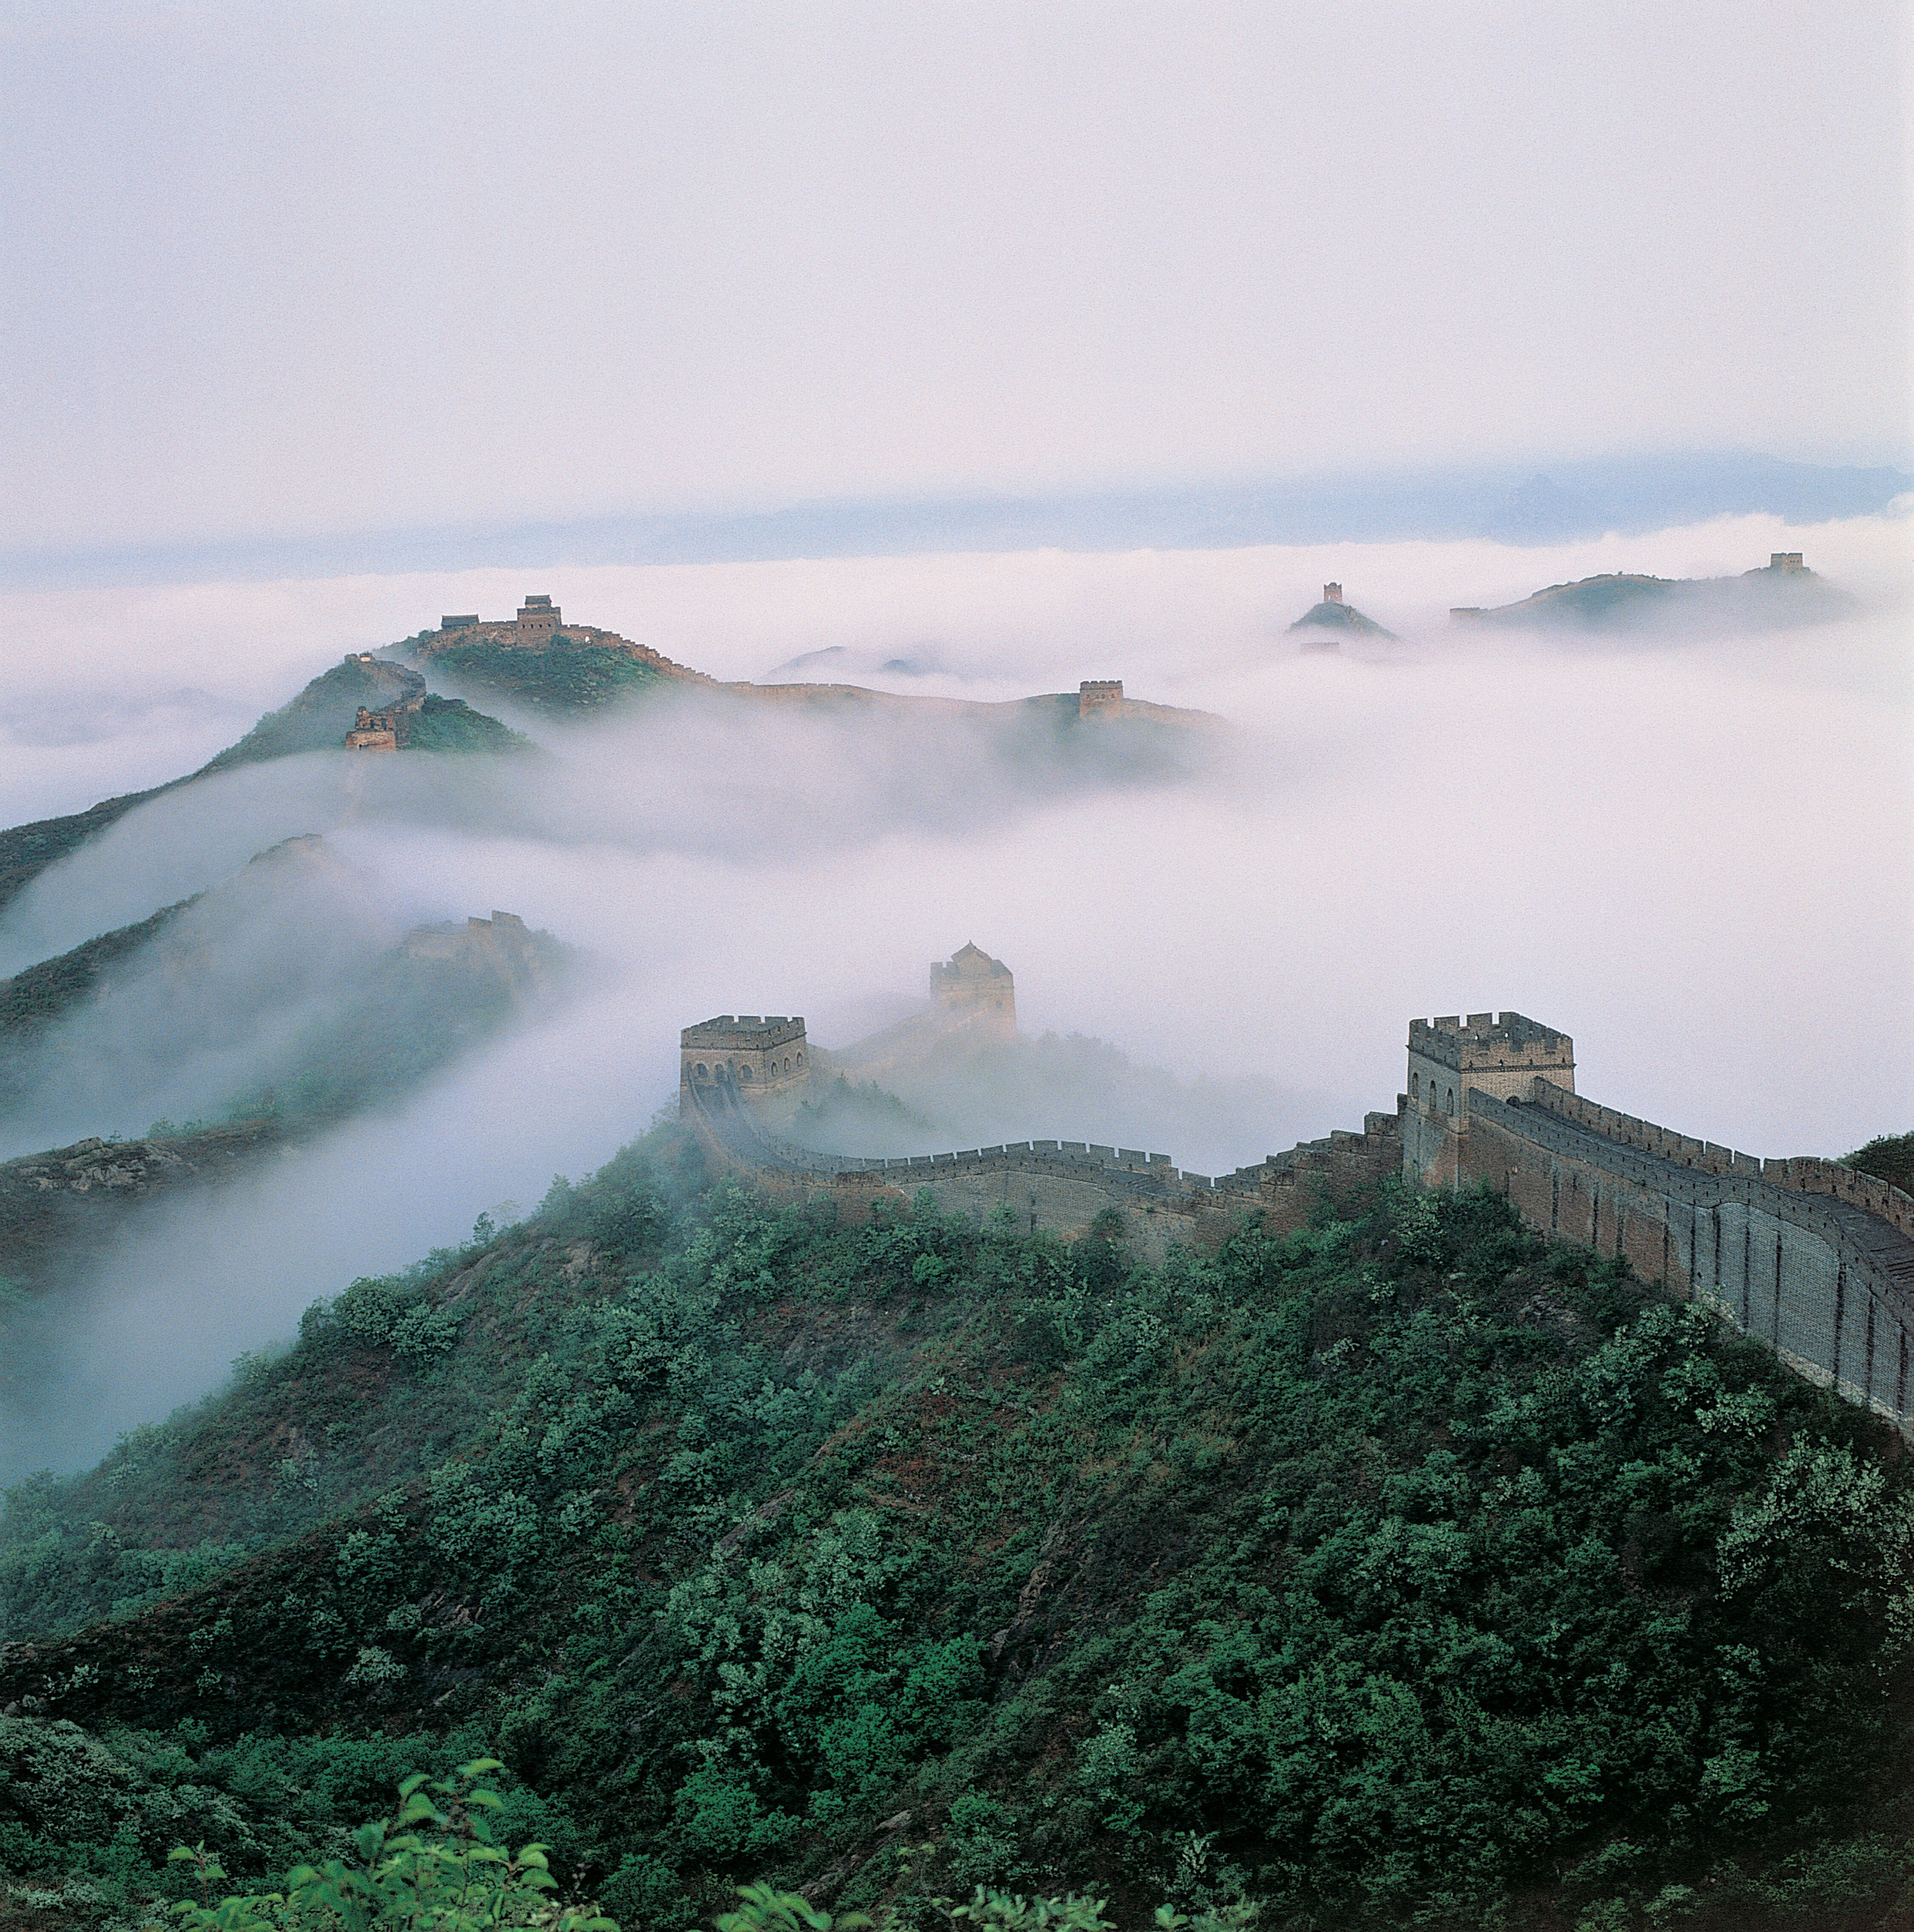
[0,509,1908,1474]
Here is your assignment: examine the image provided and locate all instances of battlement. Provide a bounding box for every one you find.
[1407,1011,1574,1119]
[1410,1011,1574,1069]
[514,593,561,638]
[1520,1080,1914,1245]
[681,1014,806,1048]
[680,1014,810,1096]
[1079,680,1124,719]
[397,908,551,996]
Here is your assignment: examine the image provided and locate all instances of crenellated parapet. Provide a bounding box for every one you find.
[1523,1079,1914,1246]
[674,1005,1399,1263]
[681,1015,811,1095]
[1406,1011,1574,1122]
[669,984,1914,1432]
[1402,1015,1914,1433]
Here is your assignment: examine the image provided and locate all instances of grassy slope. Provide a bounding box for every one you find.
[0,937,566,1305]
[406,693,533,752]
[191,658,424,776]
[3,1144,1912,1932]
[418,636,669,710]
[0,788,178,922]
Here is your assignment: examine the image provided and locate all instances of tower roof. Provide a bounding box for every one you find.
[944,942,1010,976]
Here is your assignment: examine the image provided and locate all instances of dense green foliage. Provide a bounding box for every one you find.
[160,1758,614,1932]
[4,1155,1913,1932]
[1845,1130,1914,1198]
[406,696,532,755]
[418,639,666,710]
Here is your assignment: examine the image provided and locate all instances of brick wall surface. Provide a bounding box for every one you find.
[1412,1087,1914,1431]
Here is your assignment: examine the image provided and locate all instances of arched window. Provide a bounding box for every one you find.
[797,1050,805,1065]
[1411,1072,1420,1100]
[737,1064,753,1082]
[1445,1086,1455,1115]
[694,1062,708,1079]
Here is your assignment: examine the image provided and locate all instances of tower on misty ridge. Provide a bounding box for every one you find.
[929,943,1016,1039]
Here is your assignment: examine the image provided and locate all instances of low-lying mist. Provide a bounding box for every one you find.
[0,508,1907,1476]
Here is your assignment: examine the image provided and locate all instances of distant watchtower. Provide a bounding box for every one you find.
[517,594,561,639]
[930,943,1016,1039]
[680,1016,808,1103]
[1323,582,1343,605]
[1406,1012,1574,1121]
[1768,553,1806,574]
[1079,680,1124,719]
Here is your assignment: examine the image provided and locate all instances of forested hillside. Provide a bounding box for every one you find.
[2,1145,1911,1932]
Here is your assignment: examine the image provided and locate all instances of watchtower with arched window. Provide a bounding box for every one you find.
[680,1014,809,1105]
[1406,1012,1574,1123]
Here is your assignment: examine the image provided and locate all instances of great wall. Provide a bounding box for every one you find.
[677,956,1914,1435]
[403,596,1218,731]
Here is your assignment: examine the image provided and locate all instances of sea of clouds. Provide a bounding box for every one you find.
[0,508,1907,1474]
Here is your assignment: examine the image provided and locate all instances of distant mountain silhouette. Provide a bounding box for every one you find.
[1488,473,1605,542]
[6,451,1906,588]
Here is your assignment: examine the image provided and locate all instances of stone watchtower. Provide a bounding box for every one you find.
[929,943,1016,1039]
[1078,680,1124,719]
[680,1016,809,1105]
[1403,1012,1574,1186]
[1407,1012,1574,1122]
[516,594,561,639]
[1323,583,1343,605]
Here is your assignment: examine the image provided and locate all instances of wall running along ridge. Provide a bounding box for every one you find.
[1400,1016,1914,1433]
[678,1003,1914,1433]
[677,1064,1398,1266]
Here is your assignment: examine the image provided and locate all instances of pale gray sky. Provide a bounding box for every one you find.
[1,0,1907,551]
